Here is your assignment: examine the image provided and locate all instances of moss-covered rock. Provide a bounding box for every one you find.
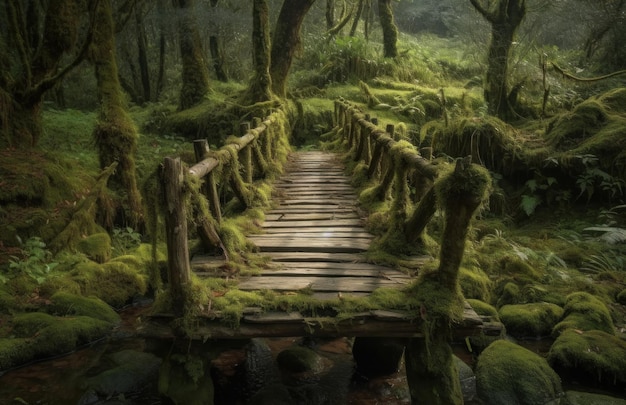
[46,291,120,324]
[499,302,564,338]
[475,340,562,405]
[82,350,162,397]
[277,345,324,374]
[467,299,499,320]
[459,266,492,302]
[564,390,626,405]
[552,292,614,337]
[548,329,626,388]
[76,232,112,263]
[158,353,214,405]
[617,289,626,305]
[496,281,521,307]
[1,311,113,370]
[70,260,147,309]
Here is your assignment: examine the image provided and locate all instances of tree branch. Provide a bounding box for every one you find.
[469,0,496,24]
[22,0,100,106]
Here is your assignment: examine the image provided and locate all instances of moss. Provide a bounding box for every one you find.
[476,340,563,405]
[552,292,614,337]
[499,302,564,338]
[70,260,147,309]
[76,232,112,263]
[276,346,323,373]
[467,299,499,320]
[548,329,626,387]
[3,311,113,370]
[497,255,542,281]
[459,266,492,301]
[617,289,626,305]
[46,291,120,324]
[496,282,520,307]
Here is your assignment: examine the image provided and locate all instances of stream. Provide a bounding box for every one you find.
[0,305,623,405]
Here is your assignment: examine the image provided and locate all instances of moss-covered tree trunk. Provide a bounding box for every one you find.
[209,0,228,82]
[247,0,273,102]
[405,158,491,404]
[325,0,335,29]
[378,0,398,58]
[0,0,86,148]
[270,0,316,98]
[349,0,365,36]
[89,0,142,227]
[174,0,210,110]
[469,0,526,121]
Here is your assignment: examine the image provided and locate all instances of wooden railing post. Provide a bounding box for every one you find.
[193,139,222,223]
[163,157,191,316]
[240,122,253,183]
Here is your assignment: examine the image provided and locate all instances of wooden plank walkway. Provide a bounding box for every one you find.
[239,151,414,296]
[142,151,500,340]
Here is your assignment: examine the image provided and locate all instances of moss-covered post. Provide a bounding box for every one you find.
[163,157,191,317]
[240,122,253,183]
[193,139,221,223]
[404,157,492,404]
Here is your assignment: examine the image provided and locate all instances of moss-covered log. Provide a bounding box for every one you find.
[89,0,142,227]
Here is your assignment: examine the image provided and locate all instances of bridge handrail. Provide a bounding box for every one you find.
[160,111,283,315]
[334,97,440,246]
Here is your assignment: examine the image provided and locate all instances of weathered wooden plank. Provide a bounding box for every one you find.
[238,275,407,292]
[261,226,370,235]
[258,267,410,280]
[264,212,359,221]
[266,206,357,213]
[262,219,364,228]
[271,261,406,273]
[250,238,370,253]
[258,231,374,239]
[264,252,368,262]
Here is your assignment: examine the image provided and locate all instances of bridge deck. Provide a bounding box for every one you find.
[142,152,500,340]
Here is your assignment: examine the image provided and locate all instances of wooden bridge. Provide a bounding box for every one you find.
[141,100,501,341]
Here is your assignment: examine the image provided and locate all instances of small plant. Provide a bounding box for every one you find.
[7,237,58,284]
[111,226,142,254]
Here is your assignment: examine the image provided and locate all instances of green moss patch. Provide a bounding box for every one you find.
[475,340,562,405]
[46,292,120,324]
[467,299,499,320]
[552,292,614,337]
[1,311,113,371]
[459,266,492,302]
[499,302,564,338]
[548,329,626,388]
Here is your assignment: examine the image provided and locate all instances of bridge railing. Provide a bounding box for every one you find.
[160,112,284,315]
[334,97,442,249]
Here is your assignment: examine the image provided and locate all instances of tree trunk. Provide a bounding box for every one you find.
[89,0,143,227]
[349,0,364,36]
[156,0,167,99]
[135,3,151,103]
[270,0,316,98]
[174,0,210,110]
[247,0,273,102]
[325,0,335,29]
[2,0,85,148]
[469,0,526,120]
[378,0,398,58]
[209,0,228,82]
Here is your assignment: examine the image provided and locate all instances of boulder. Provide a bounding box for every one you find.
[476,340,562,405]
